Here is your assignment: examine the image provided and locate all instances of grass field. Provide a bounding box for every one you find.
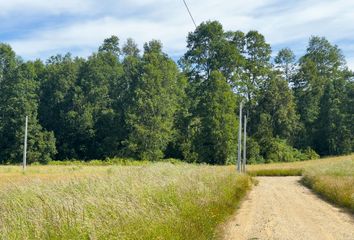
[0,163,251,239]
[302,158,354,212]
[247,154,354,212]
[246,155,353,176]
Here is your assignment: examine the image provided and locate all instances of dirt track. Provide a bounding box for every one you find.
[222,177,354,240]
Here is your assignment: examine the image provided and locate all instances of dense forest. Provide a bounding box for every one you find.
[0,21,353,164]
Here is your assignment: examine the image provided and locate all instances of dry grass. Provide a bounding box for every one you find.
[246,154,353,176]
[302,157,354,212]
[0,163,251,239]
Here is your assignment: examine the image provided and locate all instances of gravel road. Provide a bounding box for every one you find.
[222,177,354,240]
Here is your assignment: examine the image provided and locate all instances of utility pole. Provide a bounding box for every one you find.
[23,115,28,171]
[237,101,243,172]
[23,74,28,171]
[242,115,247,173]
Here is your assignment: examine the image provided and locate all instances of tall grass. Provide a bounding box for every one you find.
[0,163,251,239]
[246,154,353,176]
[302,158,354,212]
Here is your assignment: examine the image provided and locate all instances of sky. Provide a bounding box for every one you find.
[1,0,354,69]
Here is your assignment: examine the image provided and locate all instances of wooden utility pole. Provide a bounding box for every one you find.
[23,115,28,171]
[237,101,243,172]
[242,115,247,172]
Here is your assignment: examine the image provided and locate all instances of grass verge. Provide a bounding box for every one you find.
[246,155,352,176]
[247,168,303,176]
[302,158,354,212]
[0,163,251,239]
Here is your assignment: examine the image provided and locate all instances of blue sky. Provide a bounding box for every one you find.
[1,0,354,69]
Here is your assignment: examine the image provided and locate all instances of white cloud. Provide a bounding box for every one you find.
[9,16,190,59]
[2,0,354,69]
[0,0,97,16]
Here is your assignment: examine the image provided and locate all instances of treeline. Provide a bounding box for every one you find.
[0,21,353,164]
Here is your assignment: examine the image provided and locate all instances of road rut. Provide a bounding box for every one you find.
[222,177,354,240]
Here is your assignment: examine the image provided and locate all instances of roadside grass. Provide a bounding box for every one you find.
[302,158,354,212]
[247,154,354,212]
[0,163,251,239]
[247,168,302,176]
[246,154,352,176]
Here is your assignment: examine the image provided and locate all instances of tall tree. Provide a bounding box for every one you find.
[39,54,84,160]
[0,44,56,164]
[181,21,243,85]
[275,48,296,83]
[294,36,352,154]
[194,71,238,164]
[242,30,272,102]
[123,40,181,160]
[79,37,123,158]
[255,73,299,142]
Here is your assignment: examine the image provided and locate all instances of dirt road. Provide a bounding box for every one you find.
[222,177,354,240]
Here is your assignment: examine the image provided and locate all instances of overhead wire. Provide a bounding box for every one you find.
[182,0,197,28]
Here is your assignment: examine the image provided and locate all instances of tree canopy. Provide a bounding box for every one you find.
[0,21,352,164]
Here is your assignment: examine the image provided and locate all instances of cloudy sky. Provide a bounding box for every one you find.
[1,0,354,69]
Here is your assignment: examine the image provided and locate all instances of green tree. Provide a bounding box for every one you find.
[98,35,120,56]
[294,36,352,154]
[181,21,243,85]
[241,31,272,102]
[255,73,299,142]
[193,71,238,164]
[79,40,123,158]
[39,54,85,160]
[0,44,56,164]
[123,40,181,160]
[275,48,296,83]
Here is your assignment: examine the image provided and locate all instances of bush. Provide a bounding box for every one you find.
[264,138,302,162]
[302,147,320,160]
[247,138,264,164]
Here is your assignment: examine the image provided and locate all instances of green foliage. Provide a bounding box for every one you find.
[98,35,120,56]
[246,137,263,164]
[0,23,352,164]
[123,40,182,160]
[293,36,353,155]
[0,44,56,164]
[255,73,299,142]
[275,48,296,82]
[193,71,238,164]
[263,138,303,163]
[302,147,320,160]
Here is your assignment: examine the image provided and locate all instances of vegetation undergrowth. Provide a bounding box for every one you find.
[246,155,352,176]
[45,157,183,166]
[0,163,251,240]
[247,168,303,176]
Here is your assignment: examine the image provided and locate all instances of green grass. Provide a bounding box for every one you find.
[246,154,352,176]
[302,158,354,212]
[247,168,303,176]
[0,163,251,239]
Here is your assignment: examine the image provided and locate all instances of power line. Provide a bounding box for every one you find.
[182,0,197,28]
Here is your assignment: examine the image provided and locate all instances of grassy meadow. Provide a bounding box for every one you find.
[247,154,354,212]
[246,154,353,176]
[0,163,251,239]
[302,158,354,212]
